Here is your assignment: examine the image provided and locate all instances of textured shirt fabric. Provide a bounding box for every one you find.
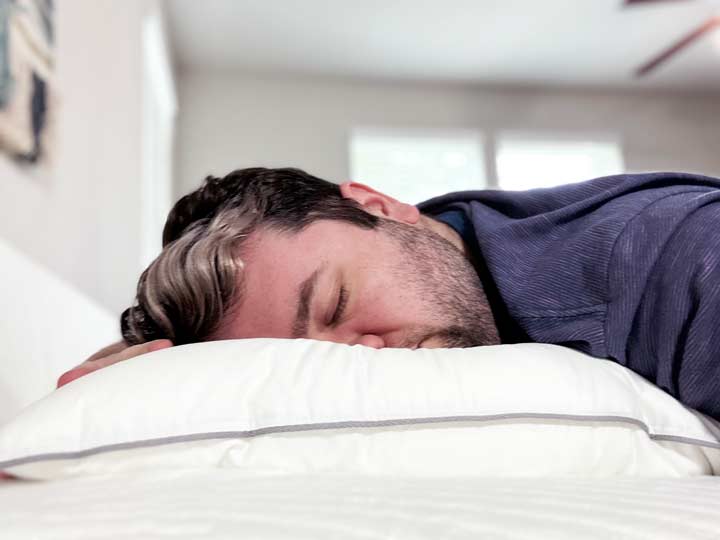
[417,172,720,421]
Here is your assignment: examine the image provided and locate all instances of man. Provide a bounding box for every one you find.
[57,167,720,421]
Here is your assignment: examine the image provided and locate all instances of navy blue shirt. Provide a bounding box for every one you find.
[418,172,720,420]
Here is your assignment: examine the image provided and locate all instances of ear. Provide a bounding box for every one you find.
[339,182,420,224]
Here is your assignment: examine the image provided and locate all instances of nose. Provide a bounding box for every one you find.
[311,328,387,349]
[354,334,386,349]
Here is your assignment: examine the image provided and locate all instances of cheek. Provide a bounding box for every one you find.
[371,268,423,309]
[352,282,422,332]
[362,255,423,307]
[345,235,428,331]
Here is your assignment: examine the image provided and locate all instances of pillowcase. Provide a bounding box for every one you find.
[1,339,718,480]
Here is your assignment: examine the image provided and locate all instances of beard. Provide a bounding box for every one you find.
[379,218,500,348]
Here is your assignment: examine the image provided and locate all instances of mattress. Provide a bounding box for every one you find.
[2,470,719,539]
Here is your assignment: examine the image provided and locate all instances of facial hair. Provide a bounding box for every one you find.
[380,219,501,348]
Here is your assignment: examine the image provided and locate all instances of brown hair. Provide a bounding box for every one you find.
[121,167,379,345]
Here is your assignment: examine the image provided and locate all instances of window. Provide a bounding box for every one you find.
[349,128,486,203]
[495,133,624,191]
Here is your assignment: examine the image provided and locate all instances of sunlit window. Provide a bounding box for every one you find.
[496,133,624,191]
[349,128,486,203]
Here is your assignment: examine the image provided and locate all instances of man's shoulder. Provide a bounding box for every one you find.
[482,177,718,310]
[419,172,720,220]
[426,172,720,355]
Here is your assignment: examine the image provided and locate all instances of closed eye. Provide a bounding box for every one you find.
[328,285,348,327]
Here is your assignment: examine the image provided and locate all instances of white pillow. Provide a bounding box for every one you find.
[1,339,718,480]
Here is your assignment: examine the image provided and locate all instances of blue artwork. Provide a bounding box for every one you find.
[0,0,53,164]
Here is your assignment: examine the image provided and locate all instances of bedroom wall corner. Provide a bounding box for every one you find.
[0,0,174,315]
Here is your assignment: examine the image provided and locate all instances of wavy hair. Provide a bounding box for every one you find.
[121,167,379,345]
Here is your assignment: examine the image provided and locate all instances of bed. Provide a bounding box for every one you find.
[3,471,720,539]
[1,238,719,540]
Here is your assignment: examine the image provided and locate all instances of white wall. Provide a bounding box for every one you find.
[0,0,170,314]
[0,238,119,424]
[176,70,720,196]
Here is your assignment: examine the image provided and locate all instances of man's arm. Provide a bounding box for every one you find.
[621,200,720,420]
[56,339,173,388]
[85,341,130,362]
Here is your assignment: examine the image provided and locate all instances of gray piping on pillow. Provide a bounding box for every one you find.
[1,412,719,469]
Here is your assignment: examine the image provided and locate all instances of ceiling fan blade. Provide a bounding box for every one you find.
[625,0,690,5]
[635,17,720,77]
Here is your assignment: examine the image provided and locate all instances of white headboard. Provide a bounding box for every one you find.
[0,239,120,425]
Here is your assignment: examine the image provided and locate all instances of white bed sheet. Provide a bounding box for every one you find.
[2,470,719,539]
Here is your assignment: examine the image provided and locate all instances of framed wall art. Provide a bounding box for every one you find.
[0,0,54,164]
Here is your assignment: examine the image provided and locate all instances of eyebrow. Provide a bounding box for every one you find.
[291,266,323,338]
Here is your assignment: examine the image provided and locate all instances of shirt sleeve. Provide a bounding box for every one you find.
[620,198,720,420]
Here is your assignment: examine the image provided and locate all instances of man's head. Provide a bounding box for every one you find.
[122,167,500,349]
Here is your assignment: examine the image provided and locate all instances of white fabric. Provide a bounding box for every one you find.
[2,470,720,539]
[1,339,718,479]
[0,238,119,425]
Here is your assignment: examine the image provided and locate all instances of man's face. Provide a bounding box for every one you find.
[56,183,502,390]
[211,216,500,349]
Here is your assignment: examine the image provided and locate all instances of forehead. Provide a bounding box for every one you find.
[247,219,376,266]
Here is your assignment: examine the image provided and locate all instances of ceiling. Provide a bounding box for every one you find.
[165,0,720,91]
